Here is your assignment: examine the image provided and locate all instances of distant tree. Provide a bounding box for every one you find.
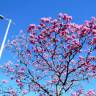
[0,13,96,96]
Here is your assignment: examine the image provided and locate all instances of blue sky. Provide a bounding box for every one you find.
[0,0,96,95]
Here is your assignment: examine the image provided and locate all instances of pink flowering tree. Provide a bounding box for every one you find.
[0,13,96,96]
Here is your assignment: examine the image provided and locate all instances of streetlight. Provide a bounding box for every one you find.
[0,15,13,58]
[0,15,4,20]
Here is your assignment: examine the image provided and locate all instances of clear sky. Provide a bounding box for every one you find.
[0,0,96,95]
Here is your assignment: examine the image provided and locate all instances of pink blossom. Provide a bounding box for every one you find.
[87,90,95,96]
[59,31,67,37]
[40,17,51,23]
[8,67,15,72]
[15,64,19,67]
[71,92,78,96]
[79,55,84,60]
[58,13,72,21]
[28,24,36,32]
[2,80,8,83]
[22,89,28,94]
